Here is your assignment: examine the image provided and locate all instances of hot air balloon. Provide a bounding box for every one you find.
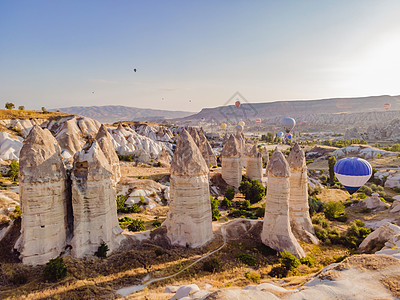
[220,123,227,130]
[201,117,205,122]
[256,118,261,124]
[334,157,372,194]
[236,124,243,132]
[281,117,296,133]
[278,132,284,138]
[286,133,292,140]
[384,103,391,111]
[238,121,245,127]
[235,101,241,108]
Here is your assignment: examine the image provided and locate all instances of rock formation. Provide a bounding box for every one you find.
[166,130,213,248]
[261,146,269,166]
[95,124,121,185]
[234,125,246,167]
[55,118,84,159]
[362,193,390,210]
[198,130,217,167]
[287,143,318,244]
[19,125,68,265]
[70,141,123,257]
[261,149,305,258]
[246,145,263,183]
[221,134,242,188]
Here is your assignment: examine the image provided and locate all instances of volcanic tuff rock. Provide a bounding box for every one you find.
[288,143,318,244]
[19,125,68,265]
[246,145,263,182]
[70,141,124,258]
[221,135,242,188]
[261,149,305,258]
[55,118,85,159]
[166,130,213,248]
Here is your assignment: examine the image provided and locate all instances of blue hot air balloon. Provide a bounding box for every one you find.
[278,132,284,138]
[334,157,372,194]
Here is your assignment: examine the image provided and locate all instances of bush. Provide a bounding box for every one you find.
[5,102,14,110]
[155,248,164,256]
[237,253,257,266]
[116,195,141,213]
[18,105,25,110]
[225,187,235,200]
[324,201,347,222]
[7,160,19,181]
[358,185,373,196]
[300,255,316,267]
[210,196,221,221]
[203,257,220,272]
[341,220,372,248]
[152,219,161,228]
[127,219,145,232]
[43,257,67,282]
[279,250,300,271]
[10,205,22,220]
[220,197,232,209]
[244,270,260,283]
[312,214,328,228]
[228,209,254,219]
[236,200,250,210]
[254,205,265,218]
[239,180,266,204]
[308,196,324,216]
[94,242,109,258]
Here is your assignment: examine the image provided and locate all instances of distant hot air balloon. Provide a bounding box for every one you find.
[236,124,243,132]
[235,101,241,108]
[256,118,261,124]
[281,117,296,133]
[238,121,245,127]
[286,133,292,140]
[221,123,227,130]
[201,117,205,122]
[384,103,391,111]
[278,132,284,138]
[334,157,372,194]
[133,68,137,72]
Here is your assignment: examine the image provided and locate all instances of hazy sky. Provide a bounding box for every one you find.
[1,0,400,112]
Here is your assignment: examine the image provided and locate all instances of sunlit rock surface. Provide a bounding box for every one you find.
[19,125,68,265]
[246,145,263,183]
[221,134,242,188]
[261,149,305,258]
[166,130,213,248]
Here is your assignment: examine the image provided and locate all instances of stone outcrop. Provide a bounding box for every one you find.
[261,149,305,258]
[70,141,123,258]
[19,125,68,265]
[362,193,390,210]
[359,222,400,253]
[95,124,121,185]
[246,145,263,182]
[261,146,269,165]
[235,126,246,167]
[166,130,213,248]
[198,129,217,167]
[55,118,84,159]
[287,143,318,244]
[221,134,242,188]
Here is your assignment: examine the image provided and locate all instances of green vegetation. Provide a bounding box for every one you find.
[237,253,257,266]
[152,219,161,228]
[328,156,337,185]
[94,242,109,258]
[300,255,316,268]
[9,205,22,220]
[127,219,145,232]
[43,257,67,282]
[279,250,300,271]
[5,102,14,110]
[117,153,134,162]
[18,106,25,110]
[239,180,266,204]
[220,197,232,209]
[224,187,235,200]
[324,201,347,222]
[210,196,221,221]
[308,196,324,216]
[116,195,141,213]
[202,257,220,272]
[323,139,367,148]
[7,160,19,182]
[244,270,260,283]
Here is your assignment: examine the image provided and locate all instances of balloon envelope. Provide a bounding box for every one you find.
[221,123,227,130]
[278,132,284,138]
[236,124,243,132]
[256,118,261,124]
[281,117,296,133]
[334,157,372,194]
[384,103,391,111]
[201,117,205,121]
[238,121,245,127]
[235,101,241,108]
[287,134,292,140]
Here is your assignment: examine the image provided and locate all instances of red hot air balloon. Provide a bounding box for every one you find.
[384,103,391,111]
[235,101,241,108]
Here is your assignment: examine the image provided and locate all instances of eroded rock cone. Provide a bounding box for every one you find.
[166,129,213,248]
[246,145,263,183]
[235,126,246,168]
[261,148,305,258]
[19,125,68,265]
[95,124,121,186]
[55,118,84,159]
[198,130,217,167]
[221,134,242,188]
[71,140,124,258]
[288,143,318,244]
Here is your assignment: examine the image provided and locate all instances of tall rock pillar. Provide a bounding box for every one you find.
[261,149,305,258]
[246,145,263,183]
[221,134,242,188]
[19,125,68,265]
[71,141,123,257]
[288,143,318,244]
[166,130,213,248]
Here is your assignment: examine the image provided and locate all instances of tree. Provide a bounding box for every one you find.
[7,160,19,181]
[43,257,67,282]
[5,102,14,110]
[18,106,25,110]
[239,180,266,204]
[224,187,235,200]
[41,107,48,113]
[328,156,337,185]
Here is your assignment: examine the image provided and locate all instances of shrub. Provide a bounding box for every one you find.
[341,220,372,248]
[279,250,300,271]
[7,160,19,181]
[43,257,67,282]
[94,242,109,258]
[228,209,254,218]
[254,205,265,218]
[152,219,161,228]
[225,187,235,200]
[10,205,22,220]
[203,257,220,272]
[18,105,25,110]
[116,195,141,213]
[220,197,232,209]
[244,270,261,283]
[312,214,328,228]
[328,156,337,184]
[210,196,221,221]
[239,180,266,204]
[300,255,316,268]
[5,102,14,110]
[127,219,145,232]
[155,248,164,256]
[358,185,373,196]
[361,207,372,213]
[237,253,257,266]
[324,201,347,222]
[308,196,324,216]
[236,200,250,210]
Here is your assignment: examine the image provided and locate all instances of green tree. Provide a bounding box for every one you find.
[5,102,14,110]
[224,187,235,200]
[328,156,337,185]
[94,242,109,258]
[239,180,266,204]
[18,105,25,110]
[43,257,67,282]
[7,160,19,181]
[210,196,221,221]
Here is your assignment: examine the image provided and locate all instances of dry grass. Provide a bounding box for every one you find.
[318,188,349,203]
[0,109,69,120]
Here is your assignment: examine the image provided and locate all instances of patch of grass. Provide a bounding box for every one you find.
[244,270,261,283]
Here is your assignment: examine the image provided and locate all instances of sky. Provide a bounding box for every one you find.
[1,0,400,112]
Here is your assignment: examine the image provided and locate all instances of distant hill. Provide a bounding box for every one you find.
[52,105,196,124]
[178,95,400,123]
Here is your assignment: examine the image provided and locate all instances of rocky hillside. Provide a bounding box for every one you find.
[53,105,195,123]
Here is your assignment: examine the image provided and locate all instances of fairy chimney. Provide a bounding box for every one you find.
[246,145,263,183]
[261,149,305,258]
[166,130,213,248]
[221,134,242,188]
